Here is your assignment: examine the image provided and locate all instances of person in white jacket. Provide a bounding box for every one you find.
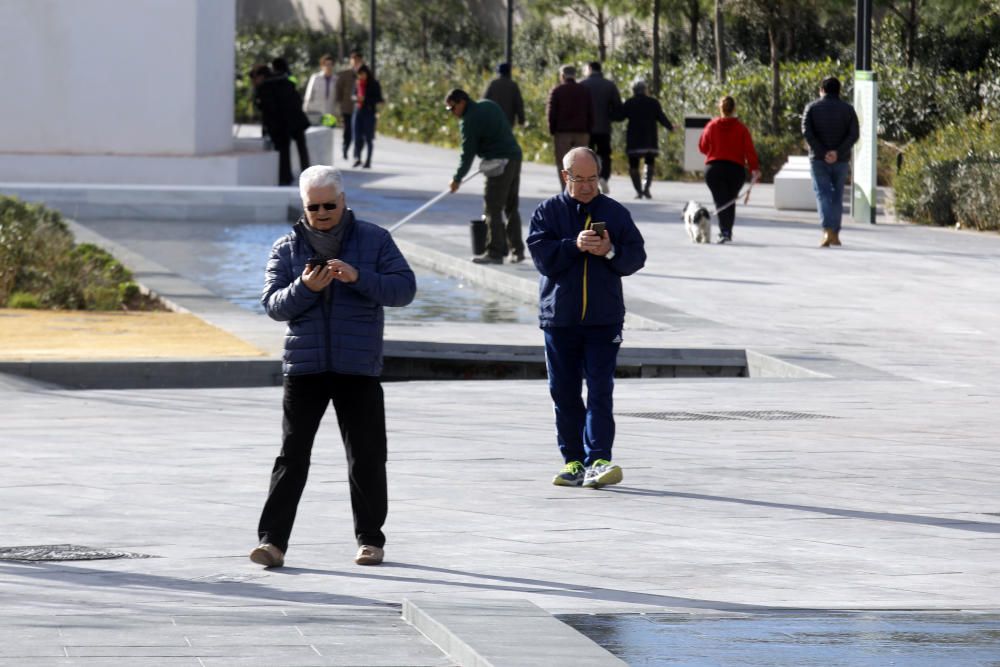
[302,54,337,127]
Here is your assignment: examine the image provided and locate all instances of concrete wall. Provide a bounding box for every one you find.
[0,0,235,156]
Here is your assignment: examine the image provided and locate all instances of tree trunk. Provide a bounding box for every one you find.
[338,0,347,60]
[688,0,700,56]
[652,0,662,95]
[768,23,781,134]
[597,8,607,62]
[906,0,918,69]
[714,0,726,83]
[421,12,429,63]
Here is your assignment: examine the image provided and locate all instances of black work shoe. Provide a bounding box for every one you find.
[510,251,525,263]
[717,235,731,244]
[471,254,503,264]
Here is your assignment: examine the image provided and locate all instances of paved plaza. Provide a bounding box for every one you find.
[2,136,999,665]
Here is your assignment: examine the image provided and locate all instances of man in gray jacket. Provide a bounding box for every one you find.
[250,165,416,570]
[802,76,860,247]
[483,62,525,129]
[580,62,623,194]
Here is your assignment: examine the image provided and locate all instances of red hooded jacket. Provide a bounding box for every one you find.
[698,116,759,171]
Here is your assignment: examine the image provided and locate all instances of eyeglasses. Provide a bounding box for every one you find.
[566,175,599,185]
[305,202,338,212]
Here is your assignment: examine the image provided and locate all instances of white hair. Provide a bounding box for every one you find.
[562,146,600,172]
[299,165,343,200]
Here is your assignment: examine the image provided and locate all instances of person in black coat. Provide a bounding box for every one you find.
[251,64,311,186]
[621,79,674,199]
[351,65,383,168]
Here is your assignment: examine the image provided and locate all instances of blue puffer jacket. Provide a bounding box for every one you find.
[527,192,646,328]
[262,211,416,376]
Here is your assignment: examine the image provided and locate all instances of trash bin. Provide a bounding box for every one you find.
[470,216,487,255]
[683,114,712,172]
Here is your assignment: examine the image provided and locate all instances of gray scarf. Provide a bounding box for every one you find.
[299,210,352,261]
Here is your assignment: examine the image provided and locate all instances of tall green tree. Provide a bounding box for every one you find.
[731,0,800,133]
[532,0,629,62]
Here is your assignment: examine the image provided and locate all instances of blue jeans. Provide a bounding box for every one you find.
[543,323,622,466]
[810,160,849,231]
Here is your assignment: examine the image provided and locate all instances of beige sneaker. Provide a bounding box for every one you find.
[249,542,285,568]
[355,545,384,565]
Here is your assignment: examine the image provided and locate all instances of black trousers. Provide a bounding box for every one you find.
[705,160,746,238]
[274,130,311,186]
[340,112,353,158]
[257,372,387,553]
[589,133,613,181]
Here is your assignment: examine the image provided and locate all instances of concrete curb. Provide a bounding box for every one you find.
[402,598,627,667]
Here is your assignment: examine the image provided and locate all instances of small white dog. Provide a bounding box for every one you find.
[683,200,712,243]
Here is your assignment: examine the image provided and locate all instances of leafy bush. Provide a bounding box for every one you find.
[7,292,40,309]
[894,116,1000,230]
[0,196,161,310]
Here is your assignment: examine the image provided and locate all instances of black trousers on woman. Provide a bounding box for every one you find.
[257,372,387,553]
[705,160,747,239]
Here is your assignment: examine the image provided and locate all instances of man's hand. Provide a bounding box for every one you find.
[327,258,358,283]
[576,229,612,256]
[824,150,838,164]
[449,179,461,193]
[302,262,334,292]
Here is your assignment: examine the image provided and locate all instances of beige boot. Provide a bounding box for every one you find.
[830,230,842,246]
[820,229,833,247]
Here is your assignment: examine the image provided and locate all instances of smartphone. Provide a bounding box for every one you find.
[591,222,606,236]
[306,258,327,270]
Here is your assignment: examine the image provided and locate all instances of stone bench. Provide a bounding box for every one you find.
[773,155,816,210]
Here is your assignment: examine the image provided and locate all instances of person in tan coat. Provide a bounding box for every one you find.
[333,51,363,161]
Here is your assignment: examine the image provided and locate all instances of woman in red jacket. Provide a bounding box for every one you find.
[698,96,760,243]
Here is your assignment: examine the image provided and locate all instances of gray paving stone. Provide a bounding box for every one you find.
[3,135,1000,664]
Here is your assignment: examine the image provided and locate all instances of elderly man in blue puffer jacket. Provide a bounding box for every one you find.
[251,165,416,570]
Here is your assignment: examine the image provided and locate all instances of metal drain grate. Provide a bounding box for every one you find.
[0,544,154,562]
[622,410,836,422]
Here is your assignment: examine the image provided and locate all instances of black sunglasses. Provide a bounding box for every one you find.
[305,202,338,212]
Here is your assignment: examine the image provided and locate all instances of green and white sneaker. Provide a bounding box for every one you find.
[552,461,586,487]
[583,459,622,488]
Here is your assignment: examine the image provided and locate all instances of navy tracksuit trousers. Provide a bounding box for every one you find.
[543,323,622,466]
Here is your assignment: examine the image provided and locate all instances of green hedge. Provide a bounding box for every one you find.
[0,196,156,310]
[893,116,1000,230]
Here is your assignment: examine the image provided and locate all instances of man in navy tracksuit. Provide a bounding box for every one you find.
[527,147,646,488]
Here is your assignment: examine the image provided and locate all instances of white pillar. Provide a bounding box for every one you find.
[0,0,235,156]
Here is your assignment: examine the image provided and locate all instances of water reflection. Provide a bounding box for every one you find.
[560,613,1000,666]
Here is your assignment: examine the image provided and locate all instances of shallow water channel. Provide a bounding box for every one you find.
[562,612,1000,666]
[183,222,536,324]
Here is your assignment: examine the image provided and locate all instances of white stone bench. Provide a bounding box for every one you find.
[773,155,816,210]
[233,125,334,177]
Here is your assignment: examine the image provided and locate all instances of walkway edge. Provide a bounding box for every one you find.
[402,597,627,667]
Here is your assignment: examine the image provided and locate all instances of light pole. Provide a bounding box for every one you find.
[369,0,376,79]
[852,0,878,225]
[505,0,513,69]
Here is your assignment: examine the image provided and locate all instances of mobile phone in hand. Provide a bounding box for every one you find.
[591,222,606,236]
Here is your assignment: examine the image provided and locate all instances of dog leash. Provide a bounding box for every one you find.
[710,175,758,217]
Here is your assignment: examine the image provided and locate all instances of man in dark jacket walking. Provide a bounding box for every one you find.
[483,62,525,129]
[547,65,593,191]
[250,165,416,570]
[802,76,860,247]
[251,64,311,186]
[527,147,646,489]
[580,62,623,194]
[446,88,525,264]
